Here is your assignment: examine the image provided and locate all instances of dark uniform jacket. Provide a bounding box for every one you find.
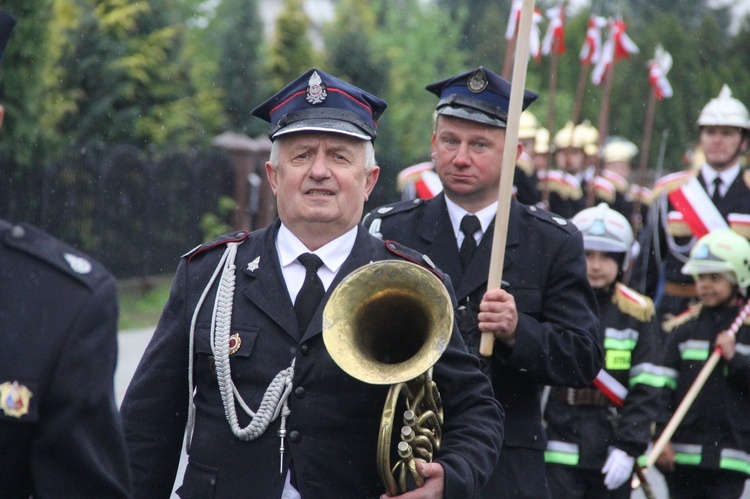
[0,220,132,498]
[632,169,750,317]
[657,304,750,474]
[120,220,504,499]
[544,284,663,469]
[364,194,602,453]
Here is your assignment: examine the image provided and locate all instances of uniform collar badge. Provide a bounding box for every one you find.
[64,253,92,274]
[0,381,32,417]
[246,256,260,272]
[377,207,393,214]
[306,71,327,105]
[552,216,568,226]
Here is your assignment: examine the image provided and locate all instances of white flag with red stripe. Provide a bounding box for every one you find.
[667,176,728,239]
[593,369,628,407]
[542,4,566,55]
[529,9,544,60]
[648,44,673,100]
[592,19,638,86]
[579,15,607,64]
[505,0,523,40]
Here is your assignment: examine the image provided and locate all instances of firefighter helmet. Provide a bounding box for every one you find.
[697,84,750,130]
[682,228,750,288]
[572,203,634,270]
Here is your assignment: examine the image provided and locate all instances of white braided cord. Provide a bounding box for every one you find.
[185,242,295,451]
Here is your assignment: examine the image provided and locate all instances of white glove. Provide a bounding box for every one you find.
[601,447,635,490]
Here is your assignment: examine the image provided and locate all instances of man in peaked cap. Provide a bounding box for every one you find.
[0,10,133,498]
[121,68,504,498]
[364,67,602,498]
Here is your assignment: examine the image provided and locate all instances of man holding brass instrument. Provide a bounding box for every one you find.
[120,68,503,498]
[364,67,602,498]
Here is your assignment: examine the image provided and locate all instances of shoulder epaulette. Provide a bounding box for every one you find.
[592,176,616,204]
[602,170,630,194]
[517,154,534,177]
[2,222,110,290]
[662,304,702,333]
[524,204,577,234]
[367,199,423,220]
[384,240,443,280]
[184,230,250,262]
[612,283,655,322]
[651,169,694,198]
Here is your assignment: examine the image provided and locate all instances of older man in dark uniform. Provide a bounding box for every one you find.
[364,67,602,499]
[120,68,503,499]
[0,11,133,498]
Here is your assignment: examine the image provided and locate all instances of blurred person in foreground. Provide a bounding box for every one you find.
[0,10,132,498]
[364,66,602,499]
[120,68,503,499]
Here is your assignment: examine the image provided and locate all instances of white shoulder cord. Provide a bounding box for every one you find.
[185,242,295,471]
[658,192,694,263]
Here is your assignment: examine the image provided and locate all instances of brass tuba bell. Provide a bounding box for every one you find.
[322,260,454,496]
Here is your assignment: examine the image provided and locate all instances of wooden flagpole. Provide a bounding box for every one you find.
[480,0,536,357]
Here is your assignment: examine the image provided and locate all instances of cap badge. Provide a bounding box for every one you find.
[306,71,327,105]
[64,253,92,274]
[0,381,32,418]
[229,333,242,355]
[246,256,260,272]
[467,68,488,93]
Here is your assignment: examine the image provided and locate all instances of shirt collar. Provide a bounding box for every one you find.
[701,162,741,188]
[276,223,357,273]
[444,196,498,239]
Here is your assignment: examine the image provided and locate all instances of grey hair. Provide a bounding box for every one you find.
[269,137,377,172]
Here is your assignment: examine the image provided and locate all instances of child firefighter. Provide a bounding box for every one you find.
[544,203,664,498]
[656,227,750,499]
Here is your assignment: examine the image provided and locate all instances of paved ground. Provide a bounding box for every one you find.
[116,327,749,499]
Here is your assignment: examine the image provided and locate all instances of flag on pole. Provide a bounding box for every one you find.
[648,44,673,100]
[505,0,523,40]
[593,369,628,407]
[579,15,607,64]
[542,4,566,55]
[591,19,639,86]
[530,9,544,60]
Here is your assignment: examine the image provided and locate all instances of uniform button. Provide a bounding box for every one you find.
[294,387,306,398]
[289,430,301,443]
[300,344,309,355]
[10,225,25,238]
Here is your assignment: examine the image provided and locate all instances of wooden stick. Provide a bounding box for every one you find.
[631,86,657,235]
[479,0,536,357]
[645,300,750,468]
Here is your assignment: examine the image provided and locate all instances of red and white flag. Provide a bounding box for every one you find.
[591,19,639,86]
[579,15,607,64]
[530,9,544,60]
[648,44,673,100]
[593,369,628,407]
[667,176,728,239]
[505,0,523,40]
[542,4,566,55]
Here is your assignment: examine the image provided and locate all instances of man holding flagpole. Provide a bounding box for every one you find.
[632,84,750,321]
[363,66,602,499]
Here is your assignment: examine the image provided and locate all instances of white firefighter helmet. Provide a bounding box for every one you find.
[519,111,540,139]
[697,84,750,130]
[681,228,750,288]
[603,138,639,164]
[572,203,635,270]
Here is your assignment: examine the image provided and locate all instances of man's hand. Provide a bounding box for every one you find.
[380,461,445,499]
[478,288,518,348]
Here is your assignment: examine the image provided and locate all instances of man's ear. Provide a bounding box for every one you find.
[265,161,278,195]
[0,105,5,128]
[516,143,523,161]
